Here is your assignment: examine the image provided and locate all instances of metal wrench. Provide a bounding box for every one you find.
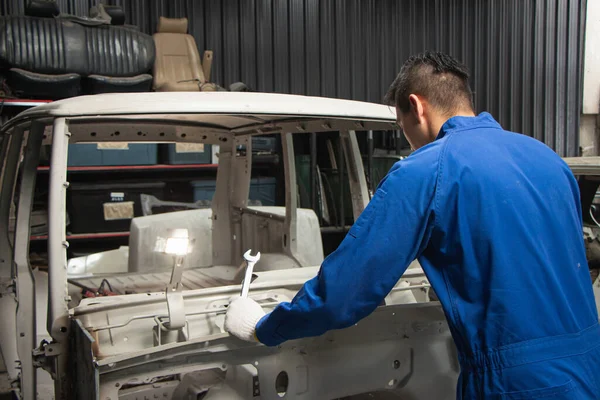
[240,249,260,297]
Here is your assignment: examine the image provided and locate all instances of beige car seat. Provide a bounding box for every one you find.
[152,17,215,91]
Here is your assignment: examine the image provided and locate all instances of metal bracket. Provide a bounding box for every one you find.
[153,317,189,346]
[44,343,62,357]
[165,290,186,330]
[165,253,186,330]
[32,340,56,377]
[166,255,185,293]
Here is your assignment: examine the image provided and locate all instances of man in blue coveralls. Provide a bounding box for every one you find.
[225,51,600,398]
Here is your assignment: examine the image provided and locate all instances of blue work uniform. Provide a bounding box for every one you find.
[255,112,600,399]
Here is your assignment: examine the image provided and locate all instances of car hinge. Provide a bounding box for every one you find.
[32,339,60,378]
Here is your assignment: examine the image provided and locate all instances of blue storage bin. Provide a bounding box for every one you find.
[191,177,277,206]
[191,180,217,202]
[236,137,277,153]
[248,177,277,206]
[251,137,276,153]
[68,143,157,166]
[161,143,212,165]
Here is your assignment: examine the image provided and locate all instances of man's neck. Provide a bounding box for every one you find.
[430,109,476,140]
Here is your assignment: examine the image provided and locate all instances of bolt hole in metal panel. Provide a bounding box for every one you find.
[276,370,288,397]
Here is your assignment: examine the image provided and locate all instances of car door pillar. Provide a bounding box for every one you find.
[0,126,24,385]
[15,121,44,400]
[47,117,71,399]
[282,132,301,264]
[341,130,370,219]
[212,138,235,266]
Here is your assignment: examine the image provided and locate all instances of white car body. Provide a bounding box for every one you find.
[0,91,495,399]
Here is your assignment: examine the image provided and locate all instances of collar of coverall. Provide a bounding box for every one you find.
[435,112,502,141]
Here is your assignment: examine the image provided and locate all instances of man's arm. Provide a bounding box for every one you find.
[255,157,438,346]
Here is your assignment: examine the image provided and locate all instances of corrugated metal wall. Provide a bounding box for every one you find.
[0,0,587,156]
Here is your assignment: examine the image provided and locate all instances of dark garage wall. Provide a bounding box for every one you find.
[1,0,587,157]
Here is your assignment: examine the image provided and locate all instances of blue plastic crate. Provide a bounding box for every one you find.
[248,177,277,206]
[191,177,277,206]
[190,180,217,202]
[161,143,212,165]
[68,143,157,166]
[252,136,277,153]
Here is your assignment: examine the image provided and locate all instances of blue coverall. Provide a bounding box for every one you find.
[255,112,600,399]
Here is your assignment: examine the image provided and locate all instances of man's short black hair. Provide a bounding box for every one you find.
[384,51,474,115]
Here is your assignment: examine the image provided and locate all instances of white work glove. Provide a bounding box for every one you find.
[224,296,266,342]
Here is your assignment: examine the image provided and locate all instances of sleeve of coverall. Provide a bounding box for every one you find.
[255,156,438,347]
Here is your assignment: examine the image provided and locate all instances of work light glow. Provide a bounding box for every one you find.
[164,229,190,256]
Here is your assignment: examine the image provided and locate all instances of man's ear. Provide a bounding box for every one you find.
[408,94,424,123]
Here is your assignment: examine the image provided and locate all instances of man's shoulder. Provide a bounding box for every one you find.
[395,141,443,171]
[383,142,442,189]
